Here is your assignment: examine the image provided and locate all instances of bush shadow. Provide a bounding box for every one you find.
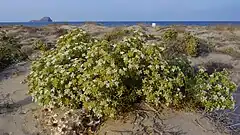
[198,39,213,57]
[0,93,33,115]
[0,61,29,82]
[194,62,233,75]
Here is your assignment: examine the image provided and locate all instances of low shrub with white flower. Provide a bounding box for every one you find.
[192,67,236,111]
[28,28,237,134]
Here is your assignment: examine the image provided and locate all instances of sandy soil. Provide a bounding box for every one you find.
[0,62,40,135]
[97,104,229,135]
[1,24,240,135]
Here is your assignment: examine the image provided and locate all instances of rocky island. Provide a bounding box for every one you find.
[29,17,53,22]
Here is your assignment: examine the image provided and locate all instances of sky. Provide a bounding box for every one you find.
[0,0,239,22]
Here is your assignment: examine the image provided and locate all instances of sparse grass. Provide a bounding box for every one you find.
[103,27,132,42]
[219,47,240,58]
[172,26,186,33]
[53,28,68,37]
[155,26,162,31]
[33,39,51,52]
[162,29,211,57]
[20,45,34,56]
[208,25,236,34]
[137,23,149,31]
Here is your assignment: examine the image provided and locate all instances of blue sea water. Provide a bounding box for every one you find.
[0,21,240,27]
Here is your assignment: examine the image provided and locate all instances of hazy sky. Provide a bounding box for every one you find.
[0,0,239,22]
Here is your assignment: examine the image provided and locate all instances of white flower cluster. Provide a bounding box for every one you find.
[193,68,236,111]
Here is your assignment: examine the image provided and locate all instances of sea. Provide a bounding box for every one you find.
[0,21,240,27]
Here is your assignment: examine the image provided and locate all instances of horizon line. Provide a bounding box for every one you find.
[0,20,240,23]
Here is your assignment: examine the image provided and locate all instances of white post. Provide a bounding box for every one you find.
[152,23,156,27]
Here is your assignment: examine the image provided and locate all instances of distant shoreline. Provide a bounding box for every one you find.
[1,21,240,27]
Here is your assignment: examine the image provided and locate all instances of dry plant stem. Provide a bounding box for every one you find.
[202,109,240,134]
[193,119,208,132]
[143,102,162,119]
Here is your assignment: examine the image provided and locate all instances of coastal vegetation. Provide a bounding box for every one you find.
[162,29,202,57]
[103,28,132,42]
[33,39,51,52]
[26,28,237,134]
[0,31,28,71]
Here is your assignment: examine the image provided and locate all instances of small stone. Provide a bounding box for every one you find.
[19,110,27,114]
[3,132,13,135]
